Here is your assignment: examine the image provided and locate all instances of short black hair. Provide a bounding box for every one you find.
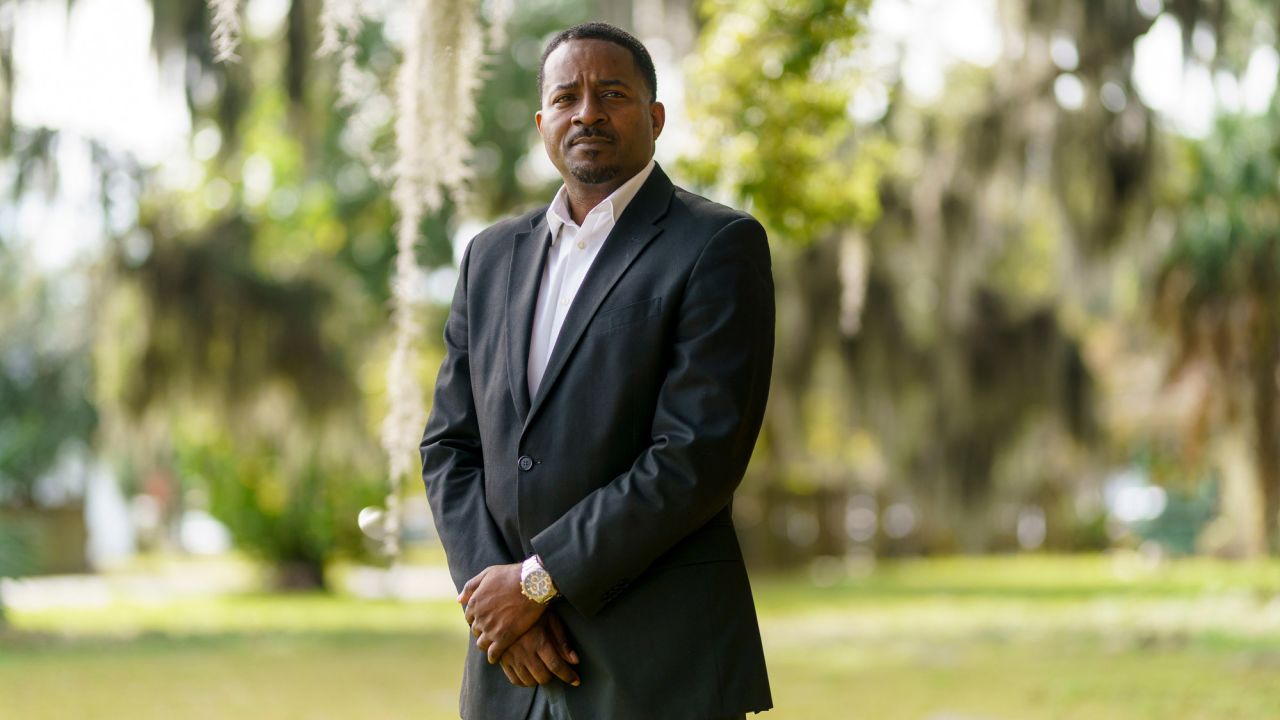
[537,22,658,102]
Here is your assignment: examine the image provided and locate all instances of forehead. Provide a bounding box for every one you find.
[542,39,643,88]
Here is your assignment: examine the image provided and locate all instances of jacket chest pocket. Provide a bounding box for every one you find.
[586,296,663,337]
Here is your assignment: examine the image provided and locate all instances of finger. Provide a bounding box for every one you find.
[500,659,521,687]
[491,625,527,666]
[481,622,506,661]
[459,570,486,604]
[527,657,553,686]
[546,613,579,664]
[464,603,477,626]
[512,660,536,688]
[477,633,494,662]
[537,642,580,686]
[487,644,503,665]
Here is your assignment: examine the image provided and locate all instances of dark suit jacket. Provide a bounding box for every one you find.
[420,164,774,720]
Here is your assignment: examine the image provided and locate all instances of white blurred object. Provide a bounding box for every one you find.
[883,502,917,539]
[179,509,233,555]
[84,460,135,568]
[357,505,388,541]
[1104,468,1168,523]
[340,563,455,600]
[1016,505,1047,550]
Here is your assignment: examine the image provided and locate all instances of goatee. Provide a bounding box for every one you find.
[569,162,621,185]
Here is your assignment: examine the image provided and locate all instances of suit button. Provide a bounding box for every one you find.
[518,456,534,471]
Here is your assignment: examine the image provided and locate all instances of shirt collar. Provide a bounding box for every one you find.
[545,159,657,245]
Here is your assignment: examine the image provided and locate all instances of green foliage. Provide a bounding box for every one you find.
[1163,108,1280,300]
[1153,0,1280,311]
[680,0,887,245]
[176,433,386,587]
[0,245,97,507]
[0,521,38,581]
[96,204,389,582]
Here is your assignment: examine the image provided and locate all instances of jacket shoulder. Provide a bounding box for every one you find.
[668,186,762,238]
[463,204,548,267]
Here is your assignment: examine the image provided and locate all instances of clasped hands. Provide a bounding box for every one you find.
[459,562,580,688]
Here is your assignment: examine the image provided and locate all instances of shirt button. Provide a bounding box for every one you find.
[518,456,534,472]
[577,240,586,250]
[560,297,570,306]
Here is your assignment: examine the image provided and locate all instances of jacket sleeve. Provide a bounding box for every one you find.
[530,216,775,617]
[420,239,515,592]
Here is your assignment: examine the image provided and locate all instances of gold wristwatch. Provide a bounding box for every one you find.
[520,555,559,604]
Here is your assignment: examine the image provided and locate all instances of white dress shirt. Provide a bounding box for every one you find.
[527,159,656,399]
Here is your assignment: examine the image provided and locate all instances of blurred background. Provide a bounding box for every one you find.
[3,0,1280,717]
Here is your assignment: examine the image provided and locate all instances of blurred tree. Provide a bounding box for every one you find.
[1157,104,1280,552]
[91,0,592,585]
[89,0,398,586]
[683,0,1267,553]
[1,0,592,586]
[681,0,893,556]
[0,244,97,619]
[0,249,98,509]
[682,0,883,247]
[684,0,1097,552]
[1143,0,1280,555]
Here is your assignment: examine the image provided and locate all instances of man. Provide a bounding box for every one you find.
[420,22,774,720]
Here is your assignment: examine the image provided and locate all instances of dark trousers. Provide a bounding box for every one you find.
[525,684,748,720]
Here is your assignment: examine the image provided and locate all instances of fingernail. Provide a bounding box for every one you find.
[572,680,580,687]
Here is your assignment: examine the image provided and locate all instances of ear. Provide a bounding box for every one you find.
[650,101,666,140]
[535,110,543,131]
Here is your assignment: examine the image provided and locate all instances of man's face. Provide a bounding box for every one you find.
[536,39,664,188]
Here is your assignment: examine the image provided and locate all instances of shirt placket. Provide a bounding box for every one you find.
[554,225,578,328]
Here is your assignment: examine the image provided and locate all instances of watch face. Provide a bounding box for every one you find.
[524,569,553,601]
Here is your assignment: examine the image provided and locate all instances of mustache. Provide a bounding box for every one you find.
[568,128,617,144]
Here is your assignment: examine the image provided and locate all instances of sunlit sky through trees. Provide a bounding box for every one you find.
[6,0,1278,278]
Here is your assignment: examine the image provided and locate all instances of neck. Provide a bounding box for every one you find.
[563,183,621,225]
[560,159,654,225]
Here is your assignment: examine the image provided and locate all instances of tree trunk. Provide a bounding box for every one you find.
[273,559,327,590]
[1208,430,1266,558]
[1252,306,1280,554]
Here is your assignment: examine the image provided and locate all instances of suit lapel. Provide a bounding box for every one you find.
[506,215,551,422]
[523,165,675,432]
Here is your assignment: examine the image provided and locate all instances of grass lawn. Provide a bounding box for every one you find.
[3,554,1280,719]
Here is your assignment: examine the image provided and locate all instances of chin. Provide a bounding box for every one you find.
[568,162,622,185]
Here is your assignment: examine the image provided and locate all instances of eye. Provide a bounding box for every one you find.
[553,94,574,104]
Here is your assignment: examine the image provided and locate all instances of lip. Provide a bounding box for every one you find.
[571,137,613,146]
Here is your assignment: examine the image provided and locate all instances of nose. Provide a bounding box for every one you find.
[572,94,606,126]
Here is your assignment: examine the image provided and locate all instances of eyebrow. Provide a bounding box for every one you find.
[548,79,631,94]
